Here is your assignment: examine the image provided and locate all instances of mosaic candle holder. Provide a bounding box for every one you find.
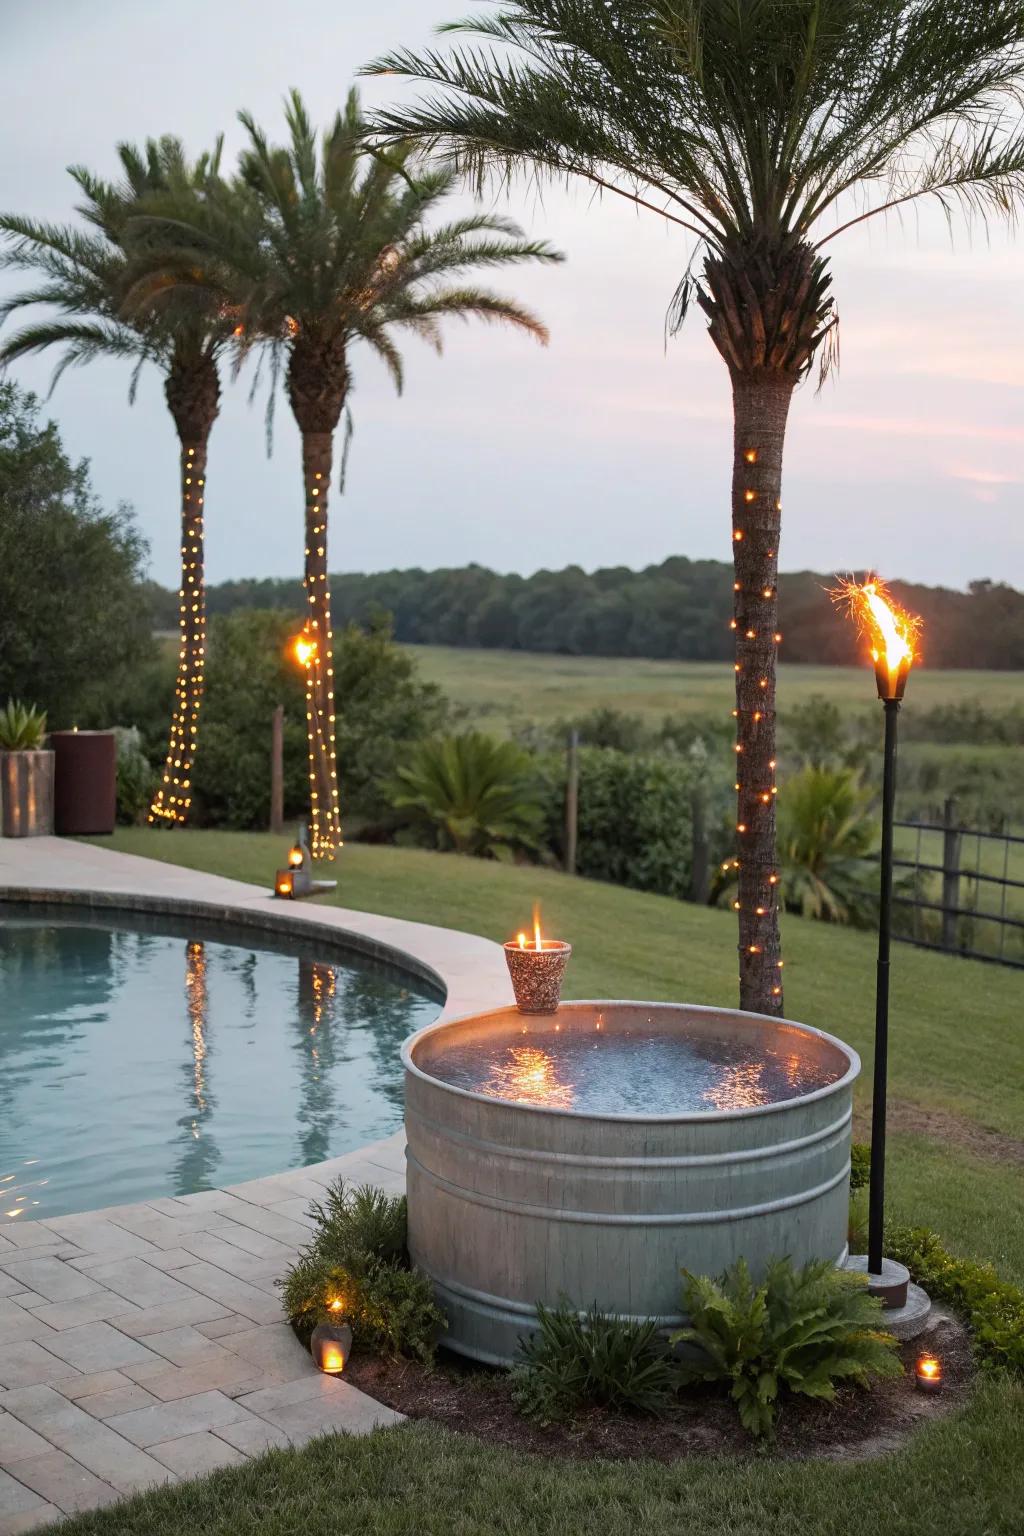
[504,940,572,1015]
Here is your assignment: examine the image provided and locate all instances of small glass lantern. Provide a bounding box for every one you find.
[311,1320,352,1374]
[915,1352,942,1393]
[288,842,304,870]
[275,870,294,899]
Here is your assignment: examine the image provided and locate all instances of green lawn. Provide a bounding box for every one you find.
[73,830,1024,1536]
[405,643,1024,728]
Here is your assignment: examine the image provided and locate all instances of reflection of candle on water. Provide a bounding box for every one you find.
[483,1045,575,1110]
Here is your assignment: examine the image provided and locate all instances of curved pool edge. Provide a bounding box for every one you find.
[0,834,515,1232]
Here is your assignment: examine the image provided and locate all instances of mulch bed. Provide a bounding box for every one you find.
[344,1313,974,1462]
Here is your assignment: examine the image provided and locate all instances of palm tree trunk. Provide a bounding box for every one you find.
[300,430,342,859]
[730,375,795,1015]
[148,434,209,827]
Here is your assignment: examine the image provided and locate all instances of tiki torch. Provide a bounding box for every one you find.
[832,576,921,1279]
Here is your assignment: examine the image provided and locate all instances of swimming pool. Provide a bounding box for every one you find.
[0,906,443,1220]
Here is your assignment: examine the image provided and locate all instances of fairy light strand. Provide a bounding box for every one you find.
[301,467,342,860]
[732,445,784,1004]
[149,445,206,826]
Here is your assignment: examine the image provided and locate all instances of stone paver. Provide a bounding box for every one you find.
[148,1431,248,1478]
[0,1346,77,1393]
[12,1450,119,1516]
[39,1323,160,1376]
[0,834,507,1530]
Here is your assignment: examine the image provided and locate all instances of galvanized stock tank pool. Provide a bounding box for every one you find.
[404,1001,860,1364]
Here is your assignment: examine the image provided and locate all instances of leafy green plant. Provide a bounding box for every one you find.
[850,1143,871,1192]
[672,1258,901,1439]
[511,1300,679,1424]
[714,766,879,926]
[114,726,156,824]
[0,699,47,750]
[279,1179,444,1364]
[389,731,545,860]
[887,1225,1024,1376]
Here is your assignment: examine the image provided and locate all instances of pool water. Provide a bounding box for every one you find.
[0,910,442,1220]
[430,1026,839,1115]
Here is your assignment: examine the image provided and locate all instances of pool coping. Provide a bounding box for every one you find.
[0,835,513,1528]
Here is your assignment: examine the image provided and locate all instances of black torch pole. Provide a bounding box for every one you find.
[868,696,900,1275]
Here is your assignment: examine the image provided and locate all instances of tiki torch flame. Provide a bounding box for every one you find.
[830,575,921,702]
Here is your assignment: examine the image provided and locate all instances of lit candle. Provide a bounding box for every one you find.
[915,1353,942,1393]
[275,870,294,899]
[311,1321,353,1374]
[503,906,572,1015]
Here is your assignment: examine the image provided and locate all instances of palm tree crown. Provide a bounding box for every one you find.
[131,88,562,858]
[365,0,1024,1011]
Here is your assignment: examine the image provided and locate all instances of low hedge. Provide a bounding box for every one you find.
[887,1224,1024,1376]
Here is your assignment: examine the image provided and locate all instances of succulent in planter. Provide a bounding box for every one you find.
[0,699,54,836]
[0,699,47,751]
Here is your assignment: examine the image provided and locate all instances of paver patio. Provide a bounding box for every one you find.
[0,836,511,1529]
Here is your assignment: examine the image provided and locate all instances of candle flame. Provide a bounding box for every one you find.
[917,1354,941,1379]
[533,903,542,952]
[830,574,921,699]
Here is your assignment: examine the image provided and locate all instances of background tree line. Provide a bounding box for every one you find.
[147,560,1024,671]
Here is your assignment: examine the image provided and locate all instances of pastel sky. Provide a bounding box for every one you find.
[4,0,1022,591]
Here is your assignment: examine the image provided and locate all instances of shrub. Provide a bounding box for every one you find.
[511,1301,679,1424]
[541,745,730,900]
[389,731,545,860]
[191,611,448,831]
[279,1179,444,1364]
[887,1225,1024,1376]
[672,1258,901,1438]
[113,726,156,824]
[850,1142,871,1191]
[0,699,46,750]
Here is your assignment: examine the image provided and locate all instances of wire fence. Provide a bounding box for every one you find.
[889,799,1024,969]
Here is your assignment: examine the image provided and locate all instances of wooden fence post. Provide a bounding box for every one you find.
[691,786,709,905]
[565,729,579,876]
[270,704,284,836]
[941,796,961,952]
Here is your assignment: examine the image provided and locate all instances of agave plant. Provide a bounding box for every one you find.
[389,731,545,860]
[0,700,47,751]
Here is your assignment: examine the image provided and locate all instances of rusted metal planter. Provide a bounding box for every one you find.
[404,1000,859,1365]
[52,731,116,836]
[0,750,55,837]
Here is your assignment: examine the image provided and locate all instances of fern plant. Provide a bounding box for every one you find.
[0,700,47,751]
[672,1258,901,1438]
[511,1300,679,1424]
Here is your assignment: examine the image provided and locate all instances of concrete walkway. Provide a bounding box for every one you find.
[0,837,511,1531]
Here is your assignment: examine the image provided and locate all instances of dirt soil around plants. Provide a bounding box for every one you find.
[344,1313,973,1463]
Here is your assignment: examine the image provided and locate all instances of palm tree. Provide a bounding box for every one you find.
[132,89,561,860]
[366,1,1024,1012]
[0,140,232,829]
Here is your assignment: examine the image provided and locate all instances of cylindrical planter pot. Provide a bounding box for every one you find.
[51,730,117,836]
[0,750,55,837]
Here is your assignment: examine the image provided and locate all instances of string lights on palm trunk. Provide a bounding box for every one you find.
[730,444,785,1004]
[149,444,206,826]
[298,465,342,860]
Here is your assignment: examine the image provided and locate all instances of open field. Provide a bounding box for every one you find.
[71,830,1024,1536]
[405,644,1024,728]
